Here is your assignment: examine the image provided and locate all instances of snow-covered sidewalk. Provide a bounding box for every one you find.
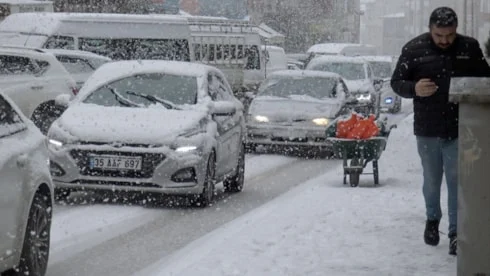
[136,113,456,276]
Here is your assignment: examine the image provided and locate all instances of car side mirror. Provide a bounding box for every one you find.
[54,93,72,107]
[373,79,383,91]
[211,101,236,116]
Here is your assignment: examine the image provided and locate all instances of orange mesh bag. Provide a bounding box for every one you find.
[346,118,371,139]
[336,113,360,138]
[360,116,380,139]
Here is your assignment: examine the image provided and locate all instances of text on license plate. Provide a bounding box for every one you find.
[89,155,142,170]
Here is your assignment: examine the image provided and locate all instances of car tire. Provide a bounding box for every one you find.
[224,143,245,193]
[192,152,216,207]
[13,192,52,276]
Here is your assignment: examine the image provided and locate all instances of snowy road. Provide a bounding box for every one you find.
[46,154,340,276]
[44,99,413,276]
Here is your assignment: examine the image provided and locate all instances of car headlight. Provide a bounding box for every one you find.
[254,115,269,123]
[356,93,372,101]
[175,146,198,153]
[384,97,393,104]
[312,118,329,126]
[48,138,64,150]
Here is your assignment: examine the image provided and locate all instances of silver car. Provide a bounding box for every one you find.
[246,70,349,151]
[47,60,246,207]
[0,92,53,276]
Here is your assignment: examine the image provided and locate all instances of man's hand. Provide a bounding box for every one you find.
[415,78,438,97]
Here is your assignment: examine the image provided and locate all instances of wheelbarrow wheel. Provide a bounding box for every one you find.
[349,158,361,187]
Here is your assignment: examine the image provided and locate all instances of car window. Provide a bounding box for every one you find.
[0,55,36,75]
[0,95,24,137]
[44,35,75,50]
[369,61,393,79]
[56,55,95,74]
[214,74,233,101]
[258,76,338,99]
[79,37,190,61]
[83,73,198,107]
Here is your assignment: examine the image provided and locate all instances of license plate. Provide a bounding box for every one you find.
[89,155,142,171]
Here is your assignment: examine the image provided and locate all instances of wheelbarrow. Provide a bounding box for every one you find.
[326,125,395,187]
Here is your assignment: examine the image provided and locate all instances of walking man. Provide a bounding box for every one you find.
[391,6,490,256]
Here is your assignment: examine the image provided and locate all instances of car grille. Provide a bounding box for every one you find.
[70,180,161,188]
[70,149,165,178]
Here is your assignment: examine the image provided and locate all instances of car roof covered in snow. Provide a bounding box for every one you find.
[268,70,342,79]
[306,55,369,70]
[0,12,188,35]
[77,60,216,98]
[43,49,112,60]
[360,55,393,62]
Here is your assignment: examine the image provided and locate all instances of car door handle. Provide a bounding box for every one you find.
[31,86,44,90]
[17,154,29,168]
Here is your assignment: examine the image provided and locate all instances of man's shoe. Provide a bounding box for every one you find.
[424,220,440,246]
[449,234,457,255]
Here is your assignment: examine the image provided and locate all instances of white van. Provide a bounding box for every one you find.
[0,0,53,22]
[0,12,192,60]
[261,45,287,76]
[0,12,266,95]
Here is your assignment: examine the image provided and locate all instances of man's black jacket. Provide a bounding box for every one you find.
[390,33,490,139]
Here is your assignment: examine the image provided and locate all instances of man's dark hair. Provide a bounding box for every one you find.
[429,7,458,28]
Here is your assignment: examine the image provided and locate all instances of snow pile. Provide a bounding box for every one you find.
[136,113,456,276]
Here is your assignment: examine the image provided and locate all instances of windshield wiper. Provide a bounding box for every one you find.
[106,86,141,107]
[126,90,181,110]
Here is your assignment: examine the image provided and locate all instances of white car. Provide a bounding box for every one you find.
[360,55,402,113]
[246,70,349,152]
[0,92,53,276]
[48,60,246,207]
[43,49,112,90]
[305,55,381,116]
[0,46,78,133]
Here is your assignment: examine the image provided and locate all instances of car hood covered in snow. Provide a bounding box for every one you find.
[344,79,373,94]
[248,96,343,122]
[49,103,207,145]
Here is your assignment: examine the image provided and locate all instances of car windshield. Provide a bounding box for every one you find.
[83,73,198,107]
[369,61,393,78]
[258,76,338,99]
[310,62,365,80]
[56,55,97,74]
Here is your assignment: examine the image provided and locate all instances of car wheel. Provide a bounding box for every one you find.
[224,143,245,193]
[14,193,52,276]
[192,152,216,207]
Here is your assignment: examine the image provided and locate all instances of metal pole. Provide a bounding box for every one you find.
[449,77,490,276]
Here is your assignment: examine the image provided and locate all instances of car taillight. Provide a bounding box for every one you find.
[72,87,79,95]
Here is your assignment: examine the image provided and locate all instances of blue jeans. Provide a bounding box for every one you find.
[416,136,458,236]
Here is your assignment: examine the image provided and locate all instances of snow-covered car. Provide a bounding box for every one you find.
[246,70,349,151]
[0,92,53,276]
[43,49,112,90]
[360,55,395,79]
[47,60,246,207]
[360,56,402,113]
[305,55,381,116]
[0,45,78,134]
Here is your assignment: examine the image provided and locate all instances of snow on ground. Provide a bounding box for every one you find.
[48,154,298,265]
[136,111,457,276]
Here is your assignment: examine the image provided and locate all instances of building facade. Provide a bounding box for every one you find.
[247,0,360,52]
